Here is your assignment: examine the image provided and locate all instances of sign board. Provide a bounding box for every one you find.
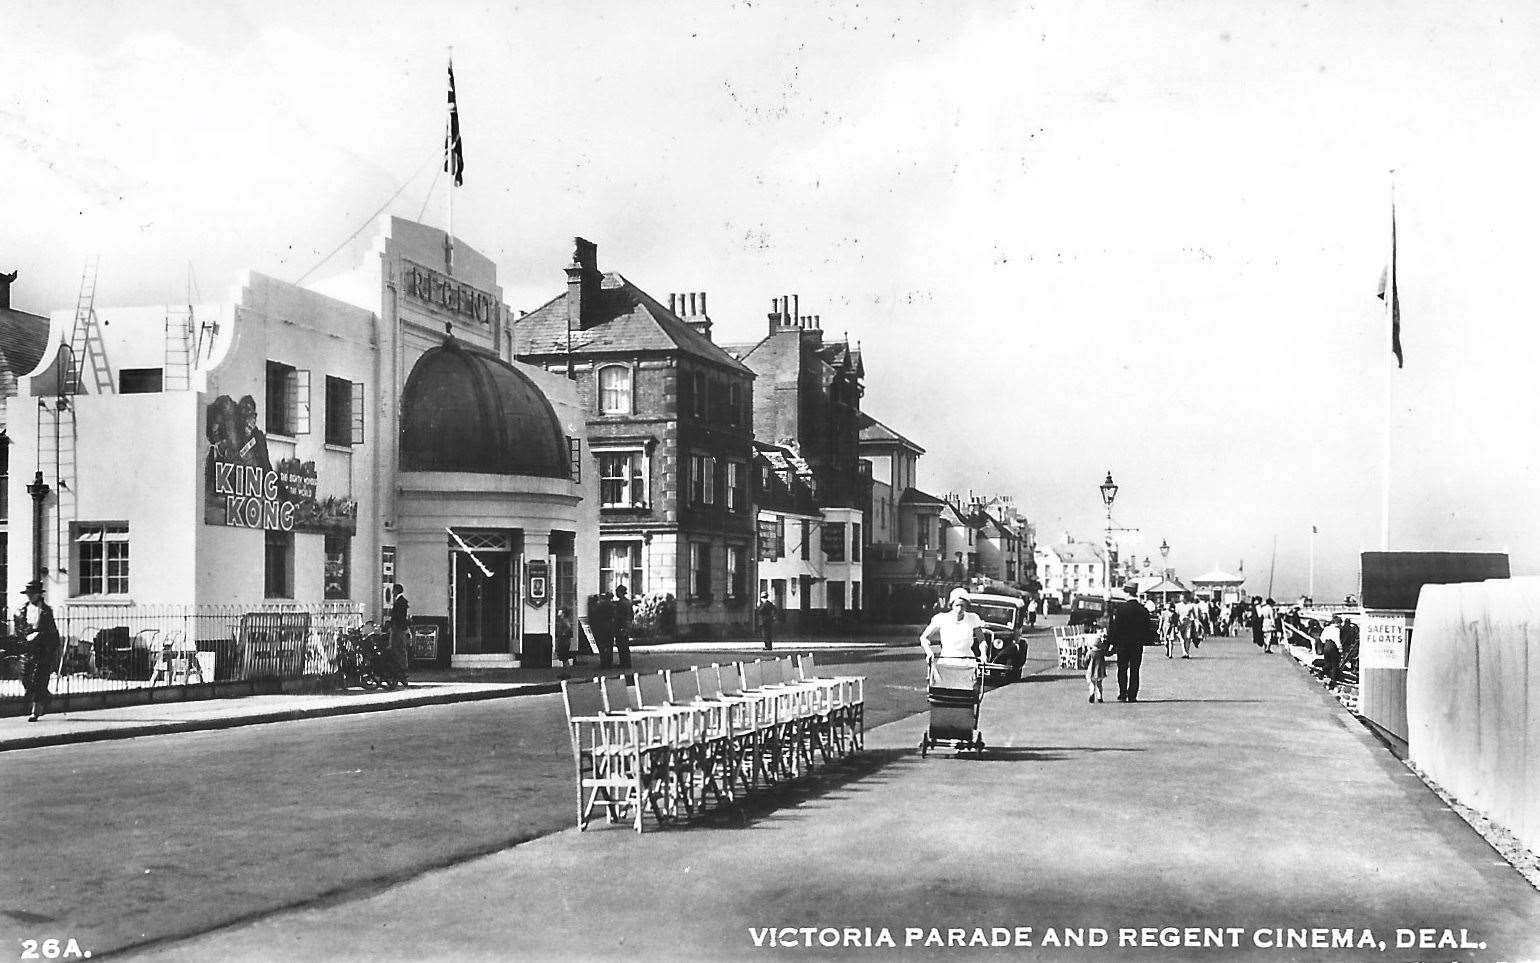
[408,622,441,662]
[526,558,550,608]
[381,546,396,612]
[1361,614,1408,669]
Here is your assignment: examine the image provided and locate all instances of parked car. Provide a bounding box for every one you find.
[1066,593,1108,628]
[962,591,1029,683]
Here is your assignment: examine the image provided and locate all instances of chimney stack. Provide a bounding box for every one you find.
[0,269,14,311]
[678,289,713,341]
[565,237,601,331]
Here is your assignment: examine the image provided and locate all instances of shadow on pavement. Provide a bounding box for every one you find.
[670,749,911,831]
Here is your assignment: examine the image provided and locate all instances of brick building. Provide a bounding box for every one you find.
[727,296,866,623]
[510,240,757,636]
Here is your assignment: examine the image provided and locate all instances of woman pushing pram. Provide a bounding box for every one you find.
[917,589,987,755]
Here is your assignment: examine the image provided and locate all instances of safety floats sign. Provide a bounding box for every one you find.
[1361,615,1408,669]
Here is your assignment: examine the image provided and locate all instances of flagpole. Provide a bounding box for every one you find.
[1380,171,1395,551]
[1308,526,1315,600]
[445,47,455,277]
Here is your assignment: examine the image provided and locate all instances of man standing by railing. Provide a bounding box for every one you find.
[17,580,61,722]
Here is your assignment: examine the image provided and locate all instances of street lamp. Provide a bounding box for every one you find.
[1159,538,1170,582]
[1099,471,1117,613]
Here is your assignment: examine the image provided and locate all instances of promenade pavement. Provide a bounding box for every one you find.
[126,636,1540,963]
[0,639,897,752]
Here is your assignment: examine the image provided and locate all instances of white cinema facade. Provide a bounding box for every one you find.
[6,218,597,666]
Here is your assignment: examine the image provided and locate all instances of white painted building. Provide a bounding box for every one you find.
[7,218,598,666]
[1034,538,1108,602]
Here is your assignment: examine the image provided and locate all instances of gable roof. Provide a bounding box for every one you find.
[857,411,925,454]
[510,273,751,374]
[899,487,948,507]
[1040,542,1105,565]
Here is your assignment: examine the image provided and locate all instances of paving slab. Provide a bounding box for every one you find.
[129,638,1540,962]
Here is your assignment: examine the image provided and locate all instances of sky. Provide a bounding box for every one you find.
[4,0,1539,601]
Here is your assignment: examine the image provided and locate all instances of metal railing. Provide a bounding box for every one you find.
[0,601,363,709]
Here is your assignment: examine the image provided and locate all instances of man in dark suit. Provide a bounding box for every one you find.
[18,580,61,722]
[1107,593,1155,702]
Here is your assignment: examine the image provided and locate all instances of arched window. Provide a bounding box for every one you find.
[598,364,631,415]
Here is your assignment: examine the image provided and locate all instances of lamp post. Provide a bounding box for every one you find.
[1159,538,1170,582]
[1099,471,1118,617]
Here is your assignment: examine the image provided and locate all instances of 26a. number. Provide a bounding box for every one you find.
[19,938,90,959]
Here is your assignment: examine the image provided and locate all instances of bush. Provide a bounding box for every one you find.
[631,592,677,638]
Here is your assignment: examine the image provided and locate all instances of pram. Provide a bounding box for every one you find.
[919,656,985,756]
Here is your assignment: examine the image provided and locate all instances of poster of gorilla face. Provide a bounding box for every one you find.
[203,394,356,535]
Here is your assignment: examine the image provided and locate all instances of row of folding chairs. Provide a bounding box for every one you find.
[561,654,865,833]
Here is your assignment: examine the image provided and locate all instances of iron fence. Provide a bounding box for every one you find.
[0,601,363,708]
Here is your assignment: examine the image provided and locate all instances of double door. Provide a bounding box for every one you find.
[453,551,516,654]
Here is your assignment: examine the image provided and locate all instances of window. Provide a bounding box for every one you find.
[695,456,716,505]
[757,516,784,560]
[74,523,129,596]
[118,368,163,394]
[324,376,361,447]
[568,437,582,483]
[691,371,708,419]
[825,522,846,562]
[852,523,862,562]
[689,542,711,599]
[726,545,746,599]
[598,451,647,507]
[728,383,742,426]
[600,541,644,596]
[726,462,745,513]
[324,534,350,600]
[598,364,632,415]
[265,361,310,436]
[264,531,294,598]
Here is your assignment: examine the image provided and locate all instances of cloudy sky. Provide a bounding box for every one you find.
[5,0,1538,599]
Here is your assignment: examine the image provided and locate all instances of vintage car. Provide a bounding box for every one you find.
[1066,592,1108,628]
[963,591,1030,682]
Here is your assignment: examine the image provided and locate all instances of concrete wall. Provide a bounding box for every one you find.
[1406,576,1540,855]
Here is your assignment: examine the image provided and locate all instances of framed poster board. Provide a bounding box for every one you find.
[409,616,450,669]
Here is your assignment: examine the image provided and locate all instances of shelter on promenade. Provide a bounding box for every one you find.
[1191,568,1245,603]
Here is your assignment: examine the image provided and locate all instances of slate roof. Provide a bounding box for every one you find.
[857,411,925,453]
[1041,542,1105,565]
[899,487,948,507]
[510,273,751,374]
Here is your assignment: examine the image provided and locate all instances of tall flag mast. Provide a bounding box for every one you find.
[444,49,465,276]
[1375,171,1400,550]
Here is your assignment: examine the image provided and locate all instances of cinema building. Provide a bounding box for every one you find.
[6,218,596,667]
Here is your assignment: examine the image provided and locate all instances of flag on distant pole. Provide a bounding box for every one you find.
[445,59,464,187]
[1376,188,1402,367]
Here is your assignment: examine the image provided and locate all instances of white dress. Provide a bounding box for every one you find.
[923,612,982,659]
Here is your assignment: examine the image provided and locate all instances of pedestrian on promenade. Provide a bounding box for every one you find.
[1259,597,1278,653]
[1249,597,1265,649]
[1085,630,1111,703]
[1108,592,1155,702]
[756,592,777,651]
[590,592,616,669]
[388,583,411,682]
[1157,603,1174,658]
[919,590,983,661]
[17,580,61,722]
[554,607,574,667]
[1319,615,1343,685]
[612,584,635,669]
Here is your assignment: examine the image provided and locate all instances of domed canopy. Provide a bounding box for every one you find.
[400,340,569,478]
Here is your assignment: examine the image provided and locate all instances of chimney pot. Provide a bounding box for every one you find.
[669,293,677,313]
[699,292,707,315]
[792,294,799,323]
[689,292,697,315]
